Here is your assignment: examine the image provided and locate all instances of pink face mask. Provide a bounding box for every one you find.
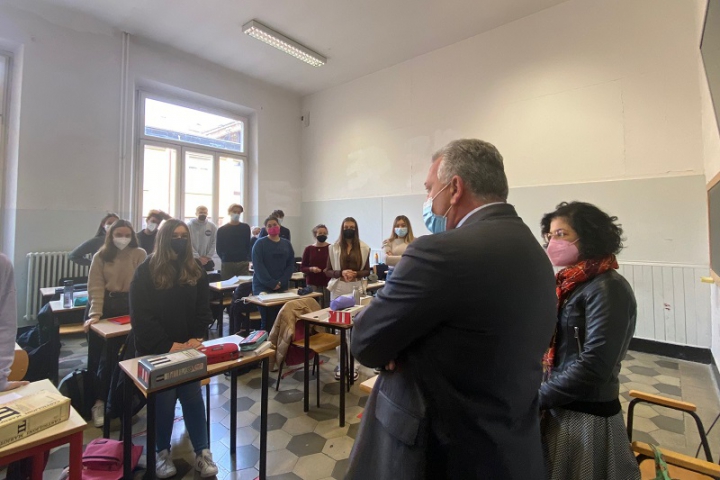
[267,226,281,236]
[546,238,580,267]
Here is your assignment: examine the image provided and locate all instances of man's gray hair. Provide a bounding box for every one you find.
[433,139,508,202]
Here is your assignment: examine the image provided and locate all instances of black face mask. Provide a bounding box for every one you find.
[171,238,188,256]
[343,229,356,239]
[316,235,327,243]
[198,215,207,222]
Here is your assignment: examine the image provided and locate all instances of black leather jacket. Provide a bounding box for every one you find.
[539,270,636,411]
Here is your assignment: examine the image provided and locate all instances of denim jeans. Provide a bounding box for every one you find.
[259,305,281,332]
[155,381,208,454]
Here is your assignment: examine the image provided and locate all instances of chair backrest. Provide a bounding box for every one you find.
[273,297,322,343]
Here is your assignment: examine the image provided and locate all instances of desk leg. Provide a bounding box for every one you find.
[52,317,60,385]
[123,372,133,480]
[69,431,83,480]
[303,322,310,413]
[230,370,237,451]
[145,394,156,480]
[349,330,355,388]
[30,452,44,480]
[259,358,269,480]
[339,329,346,428]
[103,336,114,439]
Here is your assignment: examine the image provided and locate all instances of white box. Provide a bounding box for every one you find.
[0,390,71,448]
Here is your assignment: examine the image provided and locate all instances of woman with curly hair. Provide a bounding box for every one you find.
[539,201,640,480]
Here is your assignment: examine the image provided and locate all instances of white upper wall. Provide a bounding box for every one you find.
[301,0,705,203]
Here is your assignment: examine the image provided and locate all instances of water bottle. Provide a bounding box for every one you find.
[353,286,361,305]
[63,280,74,308]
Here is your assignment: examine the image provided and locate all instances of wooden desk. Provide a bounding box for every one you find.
[90,318,132,437]
[366,281,385,293]
[119,348,275,480]
[298,308,354,427]
[0,379,87,480]
[290,271,305,287]
[243,291,322,308]
[360,375,377,394]
[208,275,253,293]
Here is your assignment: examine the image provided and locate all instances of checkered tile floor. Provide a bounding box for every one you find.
[33,325,720,479]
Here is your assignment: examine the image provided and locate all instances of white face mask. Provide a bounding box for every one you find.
[113,237,131,250]
[230,213,241,223]
[146,222,157,232]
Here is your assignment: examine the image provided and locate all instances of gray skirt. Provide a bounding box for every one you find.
[542,407,641,480]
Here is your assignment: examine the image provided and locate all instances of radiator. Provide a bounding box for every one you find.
[25,251,89,322]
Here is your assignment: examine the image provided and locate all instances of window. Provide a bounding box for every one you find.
[137,93,247,227]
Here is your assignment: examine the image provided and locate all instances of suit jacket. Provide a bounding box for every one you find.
[349,204,557,480]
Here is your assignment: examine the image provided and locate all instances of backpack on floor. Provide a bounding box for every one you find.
[58,368,93,419]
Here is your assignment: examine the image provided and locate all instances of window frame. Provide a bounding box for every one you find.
[0,52,12,246]
[135,91,248,228]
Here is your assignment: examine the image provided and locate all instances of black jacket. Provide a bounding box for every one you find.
[129,258,213,355]
[349,204,557,480]
[539,269,637,411]
[69,235,105,267]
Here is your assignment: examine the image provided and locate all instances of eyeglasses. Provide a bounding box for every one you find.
[543,229,573,243]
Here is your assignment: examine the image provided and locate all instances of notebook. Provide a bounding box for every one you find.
[108,315,131,325]
[257,292,299,302]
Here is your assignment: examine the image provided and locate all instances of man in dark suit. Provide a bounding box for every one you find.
[347,139,557,479]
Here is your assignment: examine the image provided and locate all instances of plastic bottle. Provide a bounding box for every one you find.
[353,286,361,305]
[63,280,74,308]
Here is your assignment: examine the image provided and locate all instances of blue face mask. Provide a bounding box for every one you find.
[394,227,408,237]
[423,183,452,234]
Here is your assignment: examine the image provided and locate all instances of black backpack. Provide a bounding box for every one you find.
[15,303,61,383]
[58,369,93,419]
[229,282,257,334]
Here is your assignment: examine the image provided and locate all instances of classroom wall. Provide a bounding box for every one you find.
[300,0,712,347]
[0,3,303,322]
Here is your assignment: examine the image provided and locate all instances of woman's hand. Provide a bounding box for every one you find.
[310,267,321,273]
[273,282,281,291]
[83,316,100,333]
[169,342,188,352]
[341,270,354,282]
[3,381,29,391]
[186,338,203,349]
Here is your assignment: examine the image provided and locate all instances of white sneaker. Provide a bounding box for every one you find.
[195,449,218,478]
[156,449,177,479]
[91,402,105,428]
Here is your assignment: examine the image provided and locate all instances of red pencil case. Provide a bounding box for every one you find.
[198,343,241,364]
[108,315,131,325]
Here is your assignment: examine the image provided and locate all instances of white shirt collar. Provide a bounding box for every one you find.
[456,202,505,228]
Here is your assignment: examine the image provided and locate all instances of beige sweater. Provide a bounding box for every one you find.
[88,247,147,318]
[383,238,409,266]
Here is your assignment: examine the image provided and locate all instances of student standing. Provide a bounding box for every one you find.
[382,215,415,266]
[216,203,251,279]
[69,213,119,267]
[0,253,28,392]
[187,205,217,271]
[259,209,291,241]
[325,217,370,381]
[300,224,330,304]
[137,209,170,255]
[251,216,295,331]
[540,202,639,480]
[84,220,146,427]
[130,219,217,478]
[250,226,261,251]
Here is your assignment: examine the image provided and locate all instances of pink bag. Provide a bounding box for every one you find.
[81,438,143,480]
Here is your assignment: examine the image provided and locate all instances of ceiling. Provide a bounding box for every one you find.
[8,0,569,96]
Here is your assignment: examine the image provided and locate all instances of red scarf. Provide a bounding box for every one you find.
[542,255,618,380]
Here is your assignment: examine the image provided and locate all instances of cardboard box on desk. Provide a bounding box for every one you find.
[0,390,71,448]
[138,349,207,389]
[329,305,366,324]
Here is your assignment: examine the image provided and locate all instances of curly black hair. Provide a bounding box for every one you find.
[540,201,624,259]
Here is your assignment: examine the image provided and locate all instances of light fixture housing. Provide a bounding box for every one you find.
[243,20,326,67]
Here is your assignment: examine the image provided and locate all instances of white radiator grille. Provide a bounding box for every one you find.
[25,251,88,322]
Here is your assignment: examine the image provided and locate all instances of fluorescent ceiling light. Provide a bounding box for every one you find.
[243,20,326,67]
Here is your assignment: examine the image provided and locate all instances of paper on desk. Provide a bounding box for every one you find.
[219,275,252,288]
[203,334,245,347]
[0,392,22,406]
